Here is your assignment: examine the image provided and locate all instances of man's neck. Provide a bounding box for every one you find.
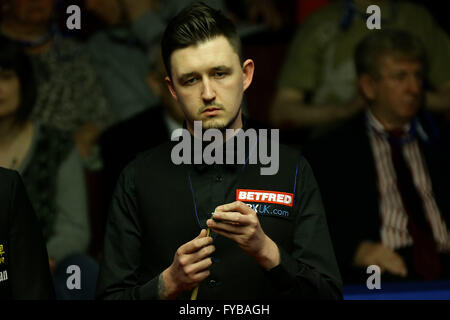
[368,108,410,131]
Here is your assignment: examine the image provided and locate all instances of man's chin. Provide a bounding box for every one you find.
[201,118,228,130]
[194,108,242,131]
[400,105,420,119]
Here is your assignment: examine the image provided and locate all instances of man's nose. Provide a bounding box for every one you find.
[201,78,216,102]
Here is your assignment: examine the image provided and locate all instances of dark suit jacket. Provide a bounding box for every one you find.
[0,168,55,299]
[303,111,450,283]
[94,106,172,256]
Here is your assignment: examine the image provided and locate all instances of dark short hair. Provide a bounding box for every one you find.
[354,29,427,79]
[161,2,242,78]
[0,35,37,124]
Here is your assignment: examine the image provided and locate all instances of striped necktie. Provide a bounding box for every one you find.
[387,129,441,280]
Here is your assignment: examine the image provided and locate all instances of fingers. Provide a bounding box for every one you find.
[379,250,408,277]
[354,242,408,278]
[211,202,264,249]
[179,243,215,266]
[180,229,212,254]
[216,201,256,216]
[212,211,252,225]
[181,268,211,292]
[196,229,207,239]
[208,227,239,244]
[207,218,240,233]
[183,255,214,278]
[176,229,215,273]
[170,230,215,292]
[166,229,218,297]
[212,201,257,227]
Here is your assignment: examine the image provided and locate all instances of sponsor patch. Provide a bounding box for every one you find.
[236,189,294,207]
[246,203,290,218]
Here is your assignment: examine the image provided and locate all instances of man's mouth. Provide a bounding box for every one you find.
[404,99,420,108]
[202,106,223,116]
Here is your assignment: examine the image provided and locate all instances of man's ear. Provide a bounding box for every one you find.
[242,59,255,92]
[165,76,178,101]
[359,74,377,101]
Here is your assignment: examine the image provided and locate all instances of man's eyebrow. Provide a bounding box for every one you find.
[178,72,197,83]
[178,66,233,82]
[212,65,232,72]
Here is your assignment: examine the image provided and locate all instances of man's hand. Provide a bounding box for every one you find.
[353,241,408,277]
[159,229,215,300]
[207,201,280,270]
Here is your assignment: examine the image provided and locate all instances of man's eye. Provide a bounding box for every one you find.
[184,78,197,85]
[215,72,227,78]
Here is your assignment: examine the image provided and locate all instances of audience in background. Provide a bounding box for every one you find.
[296,0,329,24]
[304,30,450,284]
[0,36,95,297]
[100,50,184,196]
[0,0,114,161]
[226,0,284,33]
[271,0,450,143]
[95,51,184,255]
[1,0,450,298]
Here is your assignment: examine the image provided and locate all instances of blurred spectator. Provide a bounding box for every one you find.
[270,0,450,142]
[409,0,450,36]
[85,0,226,122]
[304,30,450,284]
[296,0,329,24]
[0,0,114,160]
[225,1,296,127]
[100,52,184,201]
[0,36,93,293]
[226,0,284,33]
[95,52,184,255]
[0,168,55,300]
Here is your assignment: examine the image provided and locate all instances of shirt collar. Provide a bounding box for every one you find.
[366,109,432,147]
[366,109,411,139]
[164,113,183,139]
[187,116,252,172]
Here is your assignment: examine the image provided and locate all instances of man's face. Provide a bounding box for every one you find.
[166,36,254,132]
[364,54,423,127]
